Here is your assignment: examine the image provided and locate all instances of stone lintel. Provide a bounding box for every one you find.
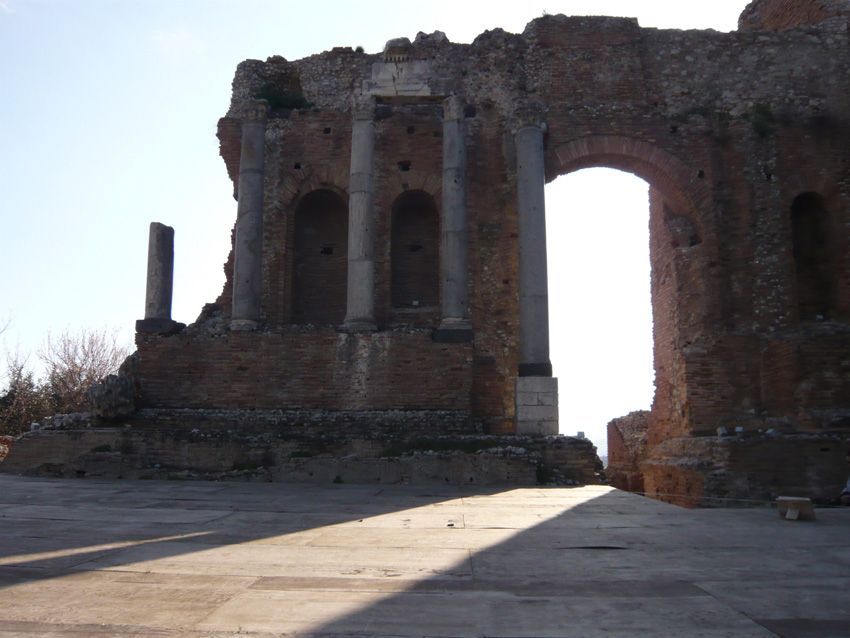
[364,61,433,97]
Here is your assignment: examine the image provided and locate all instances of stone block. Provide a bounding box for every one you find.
[776,496,816,521]
[516,392,539,406]
[517,405,558,421]
[517,419,558,436]
[516,377,559,395]
[516,377,559,436]
[537,393,558,406]
[365,60,433,96]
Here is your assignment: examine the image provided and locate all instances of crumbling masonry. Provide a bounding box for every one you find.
[5,0,850,504]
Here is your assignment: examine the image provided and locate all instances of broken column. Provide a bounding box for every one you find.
[230,100,269,331]
[434,95,473,343]
[343,94,377,332]
[136,222,184,335]
[514,106,558,435]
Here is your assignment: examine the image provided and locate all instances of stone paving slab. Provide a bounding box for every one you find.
[0,475,847,637]
[75,541,473,580]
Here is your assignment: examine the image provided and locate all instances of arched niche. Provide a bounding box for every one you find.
[791,192,835,321]
[390,189,439,309]
[291,189,349,324]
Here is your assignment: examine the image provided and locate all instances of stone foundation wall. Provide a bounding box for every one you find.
[643,433,850,507]
[1,415,603,487]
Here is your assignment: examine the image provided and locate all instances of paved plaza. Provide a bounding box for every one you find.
[0,475,847,636]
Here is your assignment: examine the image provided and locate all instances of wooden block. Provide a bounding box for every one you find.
[776,496,816,521]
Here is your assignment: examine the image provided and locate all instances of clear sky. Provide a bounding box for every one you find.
[0,0,746,455]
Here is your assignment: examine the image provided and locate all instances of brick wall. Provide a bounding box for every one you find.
[136,330,472,412]
[606,411,649,493]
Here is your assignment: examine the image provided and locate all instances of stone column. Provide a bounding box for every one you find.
[434,95,473,343]
[230,100,269,331]
[514,109,557,435]
[515,117,552,377]
[136,222,184,335]
[145,222,174,321]
[343,95,377,332]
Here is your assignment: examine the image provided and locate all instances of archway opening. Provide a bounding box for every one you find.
[291,188,348,325]
[545,168,654,462]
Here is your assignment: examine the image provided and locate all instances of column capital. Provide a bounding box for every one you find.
[242,99,270,122]
[511,102,547,134]
[351,93,376,121]
[443,95,465,121]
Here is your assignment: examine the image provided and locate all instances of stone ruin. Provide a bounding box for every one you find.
[4,0,850,505]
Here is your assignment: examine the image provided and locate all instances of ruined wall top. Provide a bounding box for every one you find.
[738,0,850,31]
[218,10,850,184]
[225,11,849,115]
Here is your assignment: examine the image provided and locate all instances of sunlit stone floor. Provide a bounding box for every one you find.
[0,475,847,637]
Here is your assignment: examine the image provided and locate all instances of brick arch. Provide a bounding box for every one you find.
[263,164,350,327]
[549,135,715,448]
[782,174,843,208]
[290,188,349,325]
[772,174,847,322]
[388,168,442,202]
[289,180,349,213]
[279,162,350,211]
[551,135,709,222]
[390,189,440,309]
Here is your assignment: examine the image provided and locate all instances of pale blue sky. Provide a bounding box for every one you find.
[0,1,745,454]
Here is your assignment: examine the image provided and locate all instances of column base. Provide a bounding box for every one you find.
[340,320,377,333]
[433,319,473,343]
[516,376,559,436]
[519,361,552,377]
[230,319,259,332]
[135,318,185,336]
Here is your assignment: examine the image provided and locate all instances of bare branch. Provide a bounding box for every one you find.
[38,328,131,415]
[0,349,46,436]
